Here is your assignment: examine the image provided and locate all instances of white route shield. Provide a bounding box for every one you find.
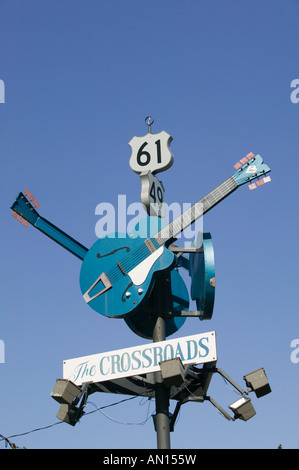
[129,130,174,175]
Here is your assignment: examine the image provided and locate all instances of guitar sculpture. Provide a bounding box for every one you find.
[78,154,271,318]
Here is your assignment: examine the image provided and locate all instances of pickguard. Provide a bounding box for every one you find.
[128,246,164,286]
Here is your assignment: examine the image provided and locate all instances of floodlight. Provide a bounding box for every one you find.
[229,396,256,421]
[159,357,185,387]
[51,379,81,405]
[244,368,271,398]
[56,403,82,426]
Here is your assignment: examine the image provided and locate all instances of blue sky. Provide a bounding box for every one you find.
[1,0,299,449]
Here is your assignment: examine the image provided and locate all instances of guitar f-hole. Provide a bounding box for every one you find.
[83,273,112,304]
[96,246,130,258]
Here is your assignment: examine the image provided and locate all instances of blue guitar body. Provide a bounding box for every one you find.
[79,217,177,318]
[124,268,189,339]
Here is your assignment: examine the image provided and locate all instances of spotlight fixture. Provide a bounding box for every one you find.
[229,397,256,421]
[159,357,185,387]
[244,368,271,398]
[56,403,83,426]
[51,379,81,405]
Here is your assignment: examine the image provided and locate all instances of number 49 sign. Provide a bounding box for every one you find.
[129,130,174,175]
[140,171,165,217]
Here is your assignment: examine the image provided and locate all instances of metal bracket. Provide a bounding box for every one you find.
[169,244,203,271]
[213,367,247,395]
[169,245,203,254]
[166,310,204,319]
[204,396,234,421]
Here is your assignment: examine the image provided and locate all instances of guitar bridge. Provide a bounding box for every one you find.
[145,238,156,254]
[83,273,112,304]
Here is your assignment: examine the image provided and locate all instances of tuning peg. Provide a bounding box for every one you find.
[234,153,255,169]
[11,210,29,227]
[249,175,271,190]
[240,152,255,164]
[24,189,40,208]
[234,162,242,170]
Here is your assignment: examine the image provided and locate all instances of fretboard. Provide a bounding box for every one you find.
[154,176,238,246]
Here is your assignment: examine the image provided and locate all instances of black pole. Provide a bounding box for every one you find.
[152,273,172,449]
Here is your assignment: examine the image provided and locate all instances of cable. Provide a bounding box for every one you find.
[86,400,153,426]
[0,394,143,447]
[0,421,63,442]
[0,433,19,449]
[84,394,138,416]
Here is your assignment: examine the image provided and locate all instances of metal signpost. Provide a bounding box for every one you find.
[10,117,273,450]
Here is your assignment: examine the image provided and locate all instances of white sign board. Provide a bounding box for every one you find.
[140,171,165,217]
[63,331,217,386]
[129,130,174,175]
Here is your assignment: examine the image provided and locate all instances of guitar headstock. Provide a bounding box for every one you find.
[10,190,40,227]
[232,153,271,189]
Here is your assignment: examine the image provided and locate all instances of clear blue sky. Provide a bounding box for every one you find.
[1,0,299,449]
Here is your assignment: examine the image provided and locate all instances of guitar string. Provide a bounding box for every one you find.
[154,177,236,245]
[105,242,150,284]
[89,177,237,290]
[157,178,229,243]
[115,177,236,279]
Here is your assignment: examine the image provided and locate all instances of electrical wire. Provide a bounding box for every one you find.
[0,421,63,444]
[0,394,143,448]
[86,398,153,426]
[0,433,19,449]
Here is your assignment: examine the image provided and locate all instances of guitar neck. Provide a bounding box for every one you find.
[11,192,89,260]
[154,176,238,245]
[34,216,88,260]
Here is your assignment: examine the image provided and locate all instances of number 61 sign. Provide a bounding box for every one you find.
[129,130,174,175]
